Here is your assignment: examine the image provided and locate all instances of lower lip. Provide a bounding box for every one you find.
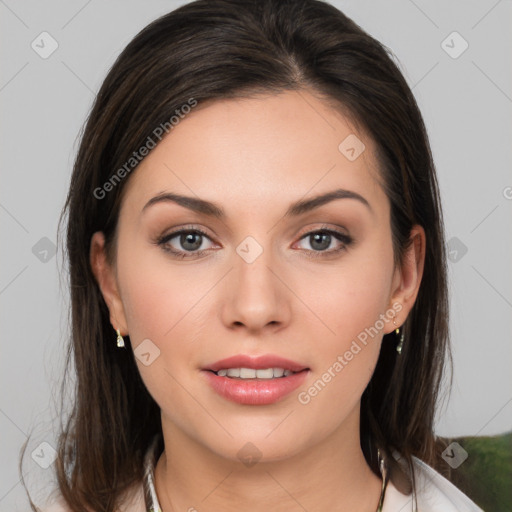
[202,370,309,405]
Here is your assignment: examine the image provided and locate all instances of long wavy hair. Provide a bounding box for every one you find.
[21,0,451,510]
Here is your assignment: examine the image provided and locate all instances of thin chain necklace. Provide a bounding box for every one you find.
[143,436,389,512]
[376,448,389,512]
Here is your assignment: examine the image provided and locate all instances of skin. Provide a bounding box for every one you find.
[90,89,425,512]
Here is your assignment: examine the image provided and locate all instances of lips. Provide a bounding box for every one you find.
[201,354,310,405]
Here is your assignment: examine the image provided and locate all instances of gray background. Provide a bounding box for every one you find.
[1,0,511,509]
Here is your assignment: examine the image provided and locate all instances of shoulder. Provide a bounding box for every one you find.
[413,456,485,511]
[383,455,484,512]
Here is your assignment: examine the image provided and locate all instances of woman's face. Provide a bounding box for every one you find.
[92,89,423,463]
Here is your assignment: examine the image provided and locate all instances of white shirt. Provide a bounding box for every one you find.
[382,456,484,511]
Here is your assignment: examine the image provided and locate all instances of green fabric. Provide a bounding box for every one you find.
[442,431,512,512]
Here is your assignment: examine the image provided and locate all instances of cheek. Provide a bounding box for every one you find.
[294,238,394,408]
[115,241,222,388]
[117,240,209,342]
[116,247,213,425]
[304,244,394,349]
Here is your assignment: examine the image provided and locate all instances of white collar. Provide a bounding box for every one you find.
[143,435,163,512]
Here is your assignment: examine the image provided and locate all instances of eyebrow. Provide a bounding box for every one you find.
[141,188,372,218]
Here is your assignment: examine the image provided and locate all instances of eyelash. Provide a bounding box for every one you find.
[155,225,353,260]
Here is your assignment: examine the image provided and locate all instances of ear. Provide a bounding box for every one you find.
[385,225,426,333]
[90,231,128,335]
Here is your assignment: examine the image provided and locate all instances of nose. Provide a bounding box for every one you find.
[219,239,292,334]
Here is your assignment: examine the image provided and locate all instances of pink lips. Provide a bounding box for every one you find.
[201,354,310,405]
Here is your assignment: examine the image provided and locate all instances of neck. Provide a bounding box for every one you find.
[154,407,383,512]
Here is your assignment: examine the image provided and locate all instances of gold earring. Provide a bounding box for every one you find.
[116,329,125,348]
[392,318,404,355]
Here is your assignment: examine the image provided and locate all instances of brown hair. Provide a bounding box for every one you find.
[21,0,451,510]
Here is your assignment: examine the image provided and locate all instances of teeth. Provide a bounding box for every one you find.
[240,368,257,378]
[215,367,296,379]
[253,368,272,379]
[273,368,285,377]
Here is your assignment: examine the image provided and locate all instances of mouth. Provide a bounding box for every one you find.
[201,354,310,405]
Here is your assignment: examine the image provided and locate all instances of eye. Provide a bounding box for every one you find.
[156,227,216,259]
[294,227,352,257]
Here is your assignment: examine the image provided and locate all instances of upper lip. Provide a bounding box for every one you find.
[204,354,309,373]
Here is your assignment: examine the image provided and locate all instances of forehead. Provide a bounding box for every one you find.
[120,90,385,218]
